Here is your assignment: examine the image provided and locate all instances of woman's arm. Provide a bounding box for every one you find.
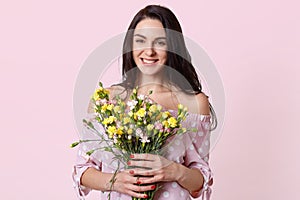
[80,165,156,198]
[175,163,205,195]
[80,168,112,191]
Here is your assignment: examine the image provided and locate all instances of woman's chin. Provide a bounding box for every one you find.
[138,67,164,76]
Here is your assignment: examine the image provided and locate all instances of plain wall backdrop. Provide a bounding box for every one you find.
[0,0,299,199]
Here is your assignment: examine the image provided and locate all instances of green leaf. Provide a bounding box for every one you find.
[87,121,95,129]
[86,150,95,156]
[70,141,80,148]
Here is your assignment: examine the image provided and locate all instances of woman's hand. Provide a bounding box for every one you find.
[127,153,205,196]
[127,153,180,184]
[110,169,156,198]
[81,167,156,199]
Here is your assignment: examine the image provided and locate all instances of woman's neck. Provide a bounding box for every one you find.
[136,73,169,95]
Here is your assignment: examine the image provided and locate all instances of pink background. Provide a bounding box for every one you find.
[1,0,299,199]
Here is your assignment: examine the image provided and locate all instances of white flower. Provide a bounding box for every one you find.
[100,99,107,104]
[140,135,150,143]
[137,94,145,100]
[127,100,138,110]
[113,136,118,144]
[135,128,143,137]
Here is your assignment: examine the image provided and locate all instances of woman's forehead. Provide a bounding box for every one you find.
[134,19,166,38]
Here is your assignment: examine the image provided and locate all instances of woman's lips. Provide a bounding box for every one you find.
[141,58,159,65]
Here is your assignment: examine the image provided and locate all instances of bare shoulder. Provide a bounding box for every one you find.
[106,84,127,99]
[195,93,210,115]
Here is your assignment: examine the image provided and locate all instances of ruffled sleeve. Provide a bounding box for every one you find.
[72,114,104,199]
[184,114,213,199]
[72,144,102,199]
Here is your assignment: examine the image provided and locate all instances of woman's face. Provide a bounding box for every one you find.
[132,18,167,76]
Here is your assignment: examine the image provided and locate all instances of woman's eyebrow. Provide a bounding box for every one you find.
[154,37,167,40]
[134,34,146,39]
[133,34,166,40]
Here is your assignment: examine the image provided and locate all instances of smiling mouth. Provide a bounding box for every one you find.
[141,58,159,65]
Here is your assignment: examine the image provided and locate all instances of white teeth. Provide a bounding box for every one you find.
[143,58,156,64]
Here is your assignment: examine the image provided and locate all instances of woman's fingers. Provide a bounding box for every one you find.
[130,153,156,161]
[127,190,149,199]
[129,160,172,169]
[125,154,177,185]
[128,183,156,192]
[130,168,157,176]
[114,170,156,198]
[137,175,162,185]
[128,154,172,169]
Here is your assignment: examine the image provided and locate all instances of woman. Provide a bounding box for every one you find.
[73,5,216,200]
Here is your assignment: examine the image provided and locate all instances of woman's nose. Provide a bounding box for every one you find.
[144,47,156,56]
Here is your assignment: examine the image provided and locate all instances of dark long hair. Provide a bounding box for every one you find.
[119,5,217,129]
[122,5,200,93]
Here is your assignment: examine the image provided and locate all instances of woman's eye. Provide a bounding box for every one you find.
[135,39,145,43]
[155,40,167,46]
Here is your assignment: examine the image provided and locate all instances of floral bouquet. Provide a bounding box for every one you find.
[71,82,189,200]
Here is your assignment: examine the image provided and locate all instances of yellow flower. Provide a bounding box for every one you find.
[101,103,108,112]
[162,111,171,119]
[127,128,133,134]
[147,124,154,131]
[102,118,110,125]
[113,106,120,113]
[149,105,157,113]
[116,128,123,135]
[128,111,133,117]
[107,126,117,138]
[103,116,117,124]
[136,108,146,118]
[107,104,114,111]
[123,117,130,124]
[92,87,110,101]
[167,117,177,128]
[93,91,100,101]
[178,104,184,110]
[162,120,169,128]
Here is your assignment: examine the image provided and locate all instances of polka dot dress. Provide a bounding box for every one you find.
[73,112,213,200]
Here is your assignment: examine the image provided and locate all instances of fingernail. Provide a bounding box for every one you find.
[129,170,134,174]
[137,181,141,185]
[127,161,131,165]
[130,154,134,158]
[144,194,148,198]
[151,185,156,189]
